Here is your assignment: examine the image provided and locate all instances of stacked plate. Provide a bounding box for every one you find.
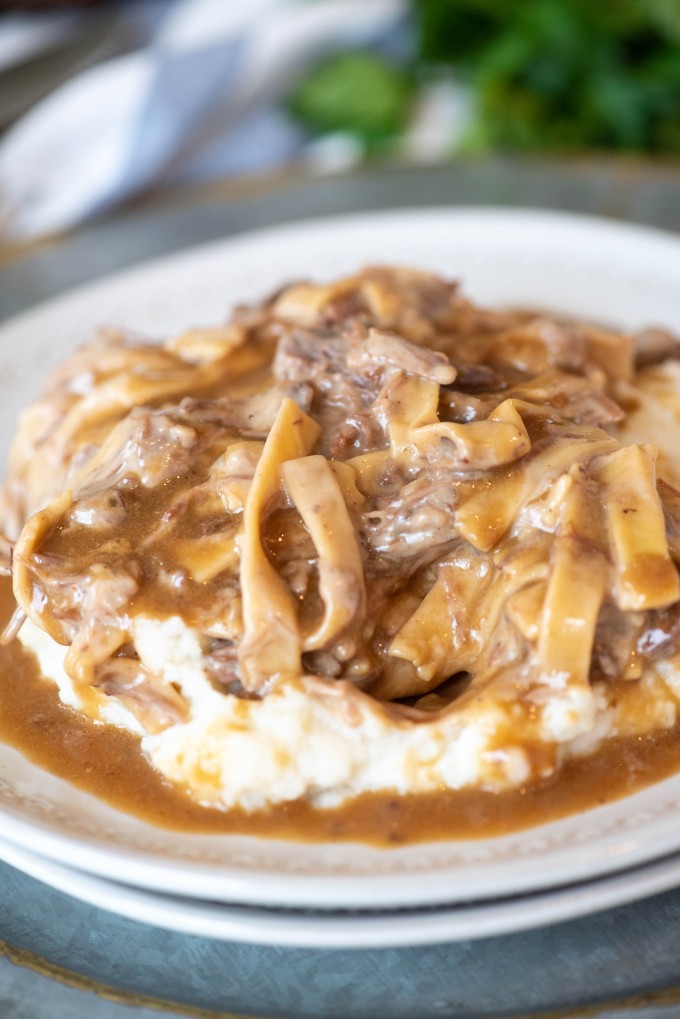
[5,733,680,946]
[2,209,680,948]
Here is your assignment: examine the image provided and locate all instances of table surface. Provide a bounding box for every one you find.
[2,157,680,1019]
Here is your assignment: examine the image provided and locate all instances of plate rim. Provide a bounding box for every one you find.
[4,833,680,948]
[3,204,680,336]
[1,205,680,911]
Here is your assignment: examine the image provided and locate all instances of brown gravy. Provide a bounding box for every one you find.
[1,575,680,846]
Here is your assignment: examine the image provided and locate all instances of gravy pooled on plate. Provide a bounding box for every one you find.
[4,267,680,838]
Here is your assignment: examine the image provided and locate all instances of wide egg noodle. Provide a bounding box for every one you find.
[281,454,366,656]
[237,398,320,689]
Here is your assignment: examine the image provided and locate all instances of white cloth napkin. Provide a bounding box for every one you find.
[0,11,82,73]
[0,0,406,240]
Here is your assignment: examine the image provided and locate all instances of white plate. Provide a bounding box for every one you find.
[4,833,680,947]
[1,208,680,912]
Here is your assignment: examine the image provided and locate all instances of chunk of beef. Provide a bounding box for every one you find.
[346,328,456,385]
[73,409,198,500]
[329,412,386,458]
[69,490,127,529]
[273,329,349,387]
[634,328,680,369]
[361,476,458,570]
[507,370,624,427]
[638,604,680,661]
[273,328,372,427]
[203,638,259,697]
[179,382,313,437]
[448,362,505,392]
[592,605,645,679]
[94,657,189,733]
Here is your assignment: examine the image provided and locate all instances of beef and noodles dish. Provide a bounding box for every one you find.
[3,266,680,843]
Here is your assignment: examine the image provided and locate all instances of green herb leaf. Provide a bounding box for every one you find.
[418,0,680,153]
[288,52,413,144]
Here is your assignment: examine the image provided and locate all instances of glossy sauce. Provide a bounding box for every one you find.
[1,577,680,846]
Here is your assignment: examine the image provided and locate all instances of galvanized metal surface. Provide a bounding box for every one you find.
[4,863,680,1019]
[3,156,680,325]
[1,159,680,1018]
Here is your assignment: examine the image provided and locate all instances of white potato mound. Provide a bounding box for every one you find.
[19,612,680,810]
[7,268,680,814]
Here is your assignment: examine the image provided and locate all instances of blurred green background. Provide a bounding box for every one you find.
[290,0,680,156]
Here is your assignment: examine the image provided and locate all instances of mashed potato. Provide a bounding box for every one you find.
[5,268,680,812]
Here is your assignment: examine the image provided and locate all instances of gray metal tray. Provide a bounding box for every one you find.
[2,158,680,1018]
